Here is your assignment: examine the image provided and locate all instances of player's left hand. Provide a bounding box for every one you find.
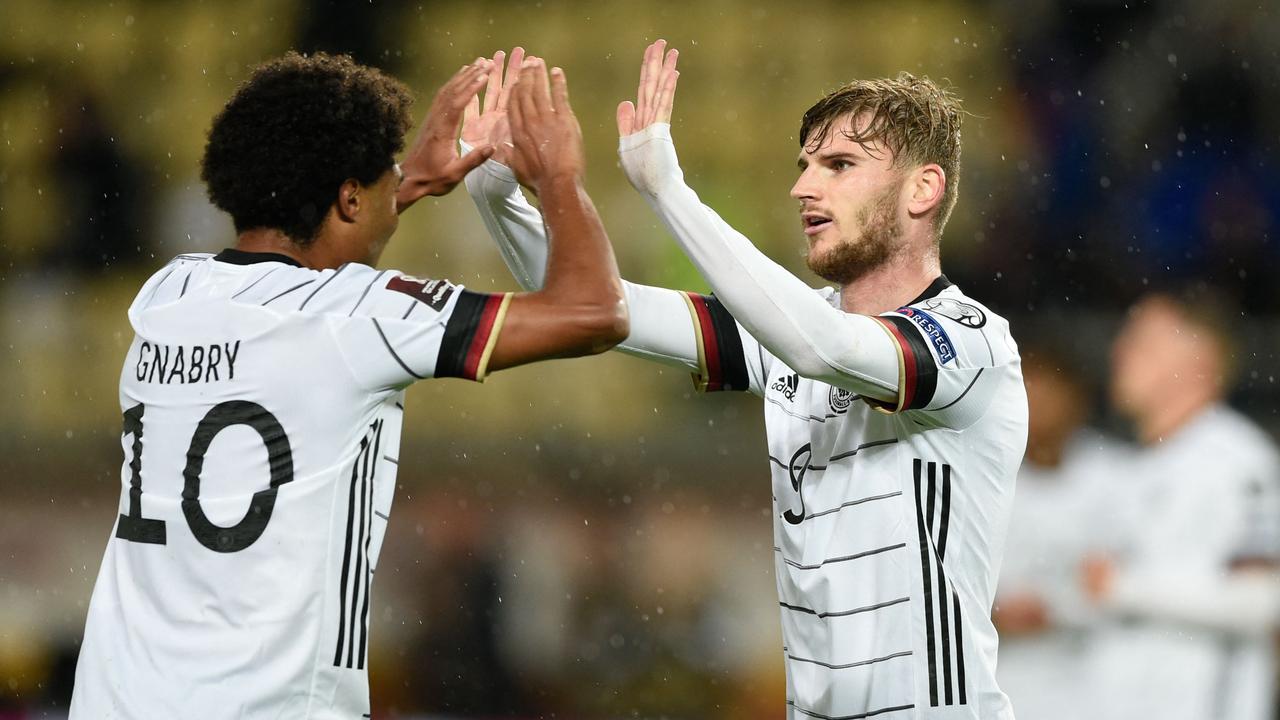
[617,39,679,137]
[397,58,495,213]
[462,47,525,166]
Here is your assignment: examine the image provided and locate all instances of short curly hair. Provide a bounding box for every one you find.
[799,73,964,236]
[201,52,413,245]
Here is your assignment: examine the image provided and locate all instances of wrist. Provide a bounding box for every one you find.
[399,163,437,190]
[479,158,518,185]
[618,122,672,151]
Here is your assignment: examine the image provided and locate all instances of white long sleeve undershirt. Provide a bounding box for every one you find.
[616,124,898,400]
[464,128,902,403]
[462,151,701,372]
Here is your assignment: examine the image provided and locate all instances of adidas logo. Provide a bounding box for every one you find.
[770,373,799,402]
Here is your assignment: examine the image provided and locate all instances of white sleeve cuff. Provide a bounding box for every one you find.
[459,139,518,186]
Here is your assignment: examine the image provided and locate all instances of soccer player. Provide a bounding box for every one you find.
[464,43,1027,719]
[1082,289,1280,720]
[69,52,627,719]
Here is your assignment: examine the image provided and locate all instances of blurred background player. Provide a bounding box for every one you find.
[992,334,1120,719]
[464,42,1027,719]
[1082,288,1280,720]
[69,53,628,719]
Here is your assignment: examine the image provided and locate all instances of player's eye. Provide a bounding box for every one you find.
[831,160,854,172]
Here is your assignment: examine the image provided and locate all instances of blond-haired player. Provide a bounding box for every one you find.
[465,44,1026,719]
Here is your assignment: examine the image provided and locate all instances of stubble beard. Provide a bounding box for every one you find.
[805,184,904,286]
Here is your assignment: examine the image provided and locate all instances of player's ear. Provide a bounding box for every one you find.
[906,163,945,217]
[335,178,362,223]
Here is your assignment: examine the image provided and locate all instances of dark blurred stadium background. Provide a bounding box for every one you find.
[1,0,1277,718]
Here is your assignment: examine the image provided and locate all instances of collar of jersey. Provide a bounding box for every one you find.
[908,275,952,305]
[214,248,304,268]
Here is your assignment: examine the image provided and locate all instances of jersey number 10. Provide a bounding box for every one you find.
[115,401,295,553]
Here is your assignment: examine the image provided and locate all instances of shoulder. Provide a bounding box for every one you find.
[1196,406,1280,471]
[912,286,996,329]
[128,253,215,315]
[138,253,215,287]
[229,262,464,322]
[888,285,1018,369]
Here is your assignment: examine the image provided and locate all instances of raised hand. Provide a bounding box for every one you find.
[462,47,525,165]
[396,58,495,213]
[506,58,586,191]
[617,39,679,137]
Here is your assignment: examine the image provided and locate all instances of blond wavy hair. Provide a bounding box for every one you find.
[799,73,965,235]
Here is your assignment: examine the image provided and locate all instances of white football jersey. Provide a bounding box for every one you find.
[71,249,511,719]
[690,278,1026,720]
[1086,405,1280,720]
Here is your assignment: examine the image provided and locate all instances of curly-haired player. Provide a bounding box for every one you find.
[466,44,1027,719]
[70,51,626,719]
[201,52,415,244]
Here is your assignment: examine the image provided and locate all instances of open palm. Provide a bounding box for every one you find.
[617,39,679,137]
[462,47,526,165]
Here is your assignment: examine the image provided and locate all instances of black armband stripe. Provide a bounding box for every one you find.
[880,315,939,411]
[685,293,750,392]
[436,291,509,381]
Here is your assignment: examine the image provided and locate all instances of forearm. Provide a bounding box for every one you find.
[620,125,897,400]
[535,175,623,314]
[1106,566,1280,635]
[485,174,626,369]
[464,152,547,290]
[466,157,702,371]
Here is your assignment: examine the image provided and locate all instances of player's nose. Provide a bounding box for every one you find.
[790,167,820,202]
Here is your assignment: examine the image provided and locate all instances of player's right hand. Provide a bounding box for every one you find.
[462,47,525,165]
[506,58,585,191]
[397,58,494,212]
[617,39,679,137]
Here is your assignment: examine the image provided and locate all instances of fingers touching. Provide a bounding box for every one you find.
[480,47,525,113]
[441,59,491,120]
[482,50,506,113]
[497,47,525,111]
[396,58,494,208]
[408,47,587,198]
[461,47,528,164]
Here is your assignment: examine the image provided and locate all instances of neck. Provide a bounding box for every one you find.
[234,228,342,271]
[838,241,942,314]
[1136,390,1216,445]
